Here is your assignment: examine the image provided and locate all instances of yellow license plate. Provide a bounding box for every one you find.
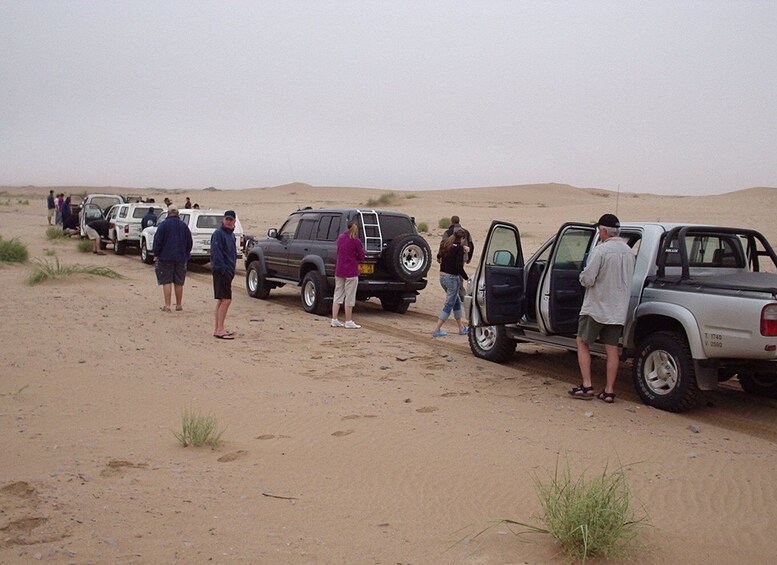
[358,263,374,275]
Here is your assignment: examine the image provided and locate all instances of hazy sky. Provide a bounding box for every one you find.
[2,1,776,195]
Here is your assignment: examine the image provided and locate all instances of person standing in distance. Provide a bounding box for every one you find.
[151,205,193,312]
[211,210,238,339]
[569,213,635,403]
[331,220,366,329]
[47,190,56,226]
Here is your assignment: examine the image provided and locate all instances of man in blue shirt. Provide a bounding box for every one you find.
[210,210,238,339]
[141,207,157,231]
[152,206,193,312]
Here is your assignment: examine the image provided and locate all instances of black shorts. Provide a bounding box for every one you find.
[155,260,187,286]
[212,271,234,299]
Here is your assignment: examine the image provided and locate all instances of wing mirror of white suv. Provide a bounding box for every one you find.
[268,228,278,238]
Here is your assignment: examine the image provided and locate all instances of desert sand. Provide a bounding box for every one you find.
[1,182,777,563]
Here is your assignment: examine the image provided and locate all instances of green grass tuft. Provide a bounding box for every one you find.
[46,226,68,240]
[469,460,647,563]
[0,237,29,263]
[438,217,451,229]
[417,222,429,233]
[27,258,124,285]
[77,239,94,253]
[173,407,225,447]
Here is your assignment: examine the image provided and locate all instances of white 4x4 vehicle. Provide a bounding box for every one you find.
[105,203,165,255]
[140,209,245,265]
[79,194,126,237]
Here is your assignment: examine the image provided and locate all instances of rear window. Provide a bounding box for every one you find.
[377,215,415,240]
[90,196,122,211]
[133,207,161,219]
[663,234,745,268]
[196,214,223,229]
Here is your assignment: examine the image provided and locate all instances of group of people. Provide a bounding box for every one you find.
[163,196,199,210]
[47,190,75,228]
[151,206,238,339]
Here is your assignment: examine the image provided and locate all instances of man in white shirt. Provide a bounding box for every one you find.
[569,213,635,403]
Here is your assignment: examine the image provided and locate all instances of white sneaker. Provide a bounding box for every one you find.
[331,319,345,327]
[344,321,361,329]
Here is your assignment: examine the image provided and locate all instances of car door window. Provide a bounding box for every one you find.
[279,216,301,240]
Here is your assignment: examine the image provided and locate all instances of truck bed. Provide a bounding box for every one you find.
[651,271,777,294]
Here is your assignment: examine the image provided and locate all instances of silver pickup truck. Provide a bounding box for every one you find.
[465,221,777,412]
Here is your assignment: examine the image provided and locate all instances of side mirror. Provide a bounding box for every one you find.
[492,250,515,267]
[268,228,278,238]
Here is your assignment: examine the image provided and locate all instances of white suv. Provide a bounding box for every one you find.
[140,209,245,265]
[106,203,165,255]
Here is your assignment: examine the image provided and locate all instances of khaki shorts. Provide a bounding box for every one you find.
[333,276,358,307]
[84,225,99,241]
[577,315,622,346]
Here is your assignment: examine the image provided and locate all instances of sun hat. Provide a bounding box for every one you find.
[224,210,236,219]
[597,213,620,228]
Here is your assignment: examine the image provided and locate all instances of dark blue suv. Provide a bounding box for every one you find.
[245,208,431,315]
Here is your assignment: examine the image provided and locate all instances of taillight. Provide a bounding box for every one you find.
[761,304,777,336]
[124,225,129,234]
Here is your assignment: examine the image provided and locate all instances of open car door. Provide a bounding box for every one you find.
[471,221,525,325]
[79,203,105,237]
[537,223,597,335]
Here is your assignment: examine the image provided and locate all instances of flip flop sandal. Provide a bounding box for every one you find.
[597,391,616,403]
[160,307,171,312]
[213,334,235,340]
[568,385,595,399]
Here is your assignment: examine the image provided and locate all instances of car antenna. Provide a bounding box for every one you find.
[615,184,620,216]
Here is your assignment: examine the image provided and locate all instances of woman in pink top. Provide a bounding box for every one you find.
[331,221,366,329]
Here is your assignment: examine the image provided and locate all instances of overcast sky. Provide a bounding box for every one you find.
[2,1,776,195]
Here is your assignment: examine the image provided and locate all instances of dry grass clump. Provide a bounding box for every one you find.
[46,226,69,240]
[0,237,29,263]
[438,217,451,229]
[417,222,429,233]
[27,258,124,285]
[174,407,225,447]
[76,239,94,253]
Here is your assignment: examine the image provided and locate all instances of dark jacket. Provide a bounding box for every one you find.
[445,223,475,263]
[152,215,192,262]
[210,224,237,278]
[141,210,157,230]
[439,244,468,280]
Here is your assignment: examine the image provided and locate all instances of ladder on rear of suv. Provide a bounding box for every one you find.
[358,210,383,253]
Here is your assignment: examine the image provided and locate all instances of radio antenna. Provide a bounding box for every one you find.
[615,184,620,215]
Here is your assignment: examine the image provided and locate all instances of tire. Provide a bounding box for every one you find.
[246,260,271,299]
[385,234,432,282]
[632,331,699,412]
[301,271,330,315]
[380,293,410,313]
[468,324,516,363]
[115,239,127,255]
[738,371,777,398]
[140,240,154,264]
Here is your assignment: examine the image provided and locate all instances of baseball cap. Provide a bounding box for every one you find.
[224,210,236,219]
[597,213,620,228]
[168,205,179,215]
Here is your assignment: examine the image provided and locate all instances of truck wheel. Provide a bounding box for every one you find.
[140,240,154,264]
[385,234,432,282]
[115,240,127,255]
[468,324,516,363]
[301,271,330,315]
[738,371,777,398]
[633,331,699,412]
[246,260,271,299]
[380,293,410,313]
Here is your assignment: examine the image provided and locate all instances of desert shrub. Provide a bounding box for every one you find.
[17,199,29,205]
[378,191,395,204]
[417,222,429,233]
[0,237,29,263]
[365,198,378,207]
[438,217,451,229]
[173,407,224,447]
[77,239,93,253]
[472,461,646,563]
[27,258,124,285]
[404,193,418,199]
[46,226,68,240]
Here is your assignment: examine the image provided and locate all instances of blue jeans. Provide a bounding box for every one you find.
[438,273,462,321]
